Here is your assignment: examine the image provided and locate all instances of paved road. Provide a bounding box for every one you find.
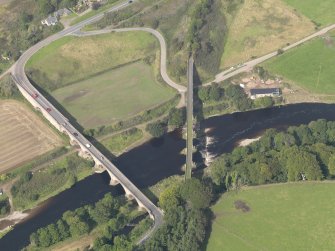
[74,28,187,93]
[208,23,335,85]
[10,0,163,243]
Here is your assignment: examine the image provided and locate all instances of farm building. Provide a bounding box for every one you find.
[41,16,58,26]
[54,8,72,17]
[250,88,281,99]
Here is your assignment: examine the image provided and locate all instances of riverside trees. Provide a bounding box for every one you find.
[210,119,335,188]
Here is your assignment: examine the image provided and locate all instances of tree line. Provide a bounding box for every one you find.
[28,193,148,249]
[210,119,335,189]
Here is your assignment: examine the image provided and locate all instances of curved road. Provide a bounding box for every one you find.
[10,0,163,244]
[73,27,187,93]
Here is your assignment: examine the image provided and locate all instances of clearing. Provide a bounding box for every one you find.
[220,0,314,69]
[207,182,335,251]
[52,61,174,128]
[264,32,335,95]
[282,0,335,26]
[0,100,62,173]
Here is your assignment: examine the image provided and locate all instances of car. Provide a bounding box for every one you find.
[100,155,104,160]
[32,93,39,99]
[73,132,78,136]
[85,143,91,148]
[128,0,133,3]
[46,107,51,112]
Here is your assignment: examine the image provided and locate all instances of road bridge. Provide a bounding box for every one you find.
[9,0,163,243]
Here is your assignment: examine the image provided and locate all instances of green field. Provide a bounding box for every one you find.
[283,0,335,26]
[207,182,335,251]
[101,128,144,155]
[26,32,157,91]
[52,61,174,128]
[264,34,335,94]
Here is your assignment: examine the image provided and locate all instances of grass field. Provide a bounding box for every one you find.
[264,33,335,94]
[220,0,314,69]
[207,182,335,251]
[0,100,63,173]
[282,0,335,26]
[52,61,174,128]
[26,32,158,91]
[100,128,144,155]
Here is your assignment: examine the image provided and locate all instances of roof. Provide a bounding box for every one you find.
[55,8,72,16]
[46,16,58,24]
[250,88,280,96]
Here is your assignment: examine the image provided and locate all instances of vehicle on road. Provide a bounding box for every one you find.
[85,143,91,148]
[46,107,51,112]
[73,132,78,136]
[32,93,39,99]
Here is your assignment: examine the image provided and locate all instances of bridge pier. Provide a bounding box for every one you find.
[106,169,120,186]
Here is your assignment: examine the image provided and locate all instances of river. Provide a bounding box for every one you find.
[2,103,335,250]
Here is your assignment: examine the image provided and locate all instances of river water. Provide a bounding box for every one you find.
[2,103,335,250]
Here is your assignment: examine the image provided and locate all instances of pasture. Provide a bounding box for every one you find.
[207,182,335,251]
[264,34,335,94]
[220,0,314,69]
[52,61,174,128]
[282,0,335,26]
[0,100,62,173]
[26,31,158,91]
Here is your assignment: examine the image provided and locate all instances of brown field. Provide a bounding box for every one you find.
[0,100,63,173]
[220,0,315,69]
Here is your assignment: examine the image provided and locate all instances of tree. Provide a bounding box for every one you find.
[91,193,120,224]
[208,84,221,101]
[254,96,274,108]
[328,156,335,176]
[168,108,186,128]
[146,122,166,138]
[198,87,210,102]
[179,179,212,209]
[159,183,180,211]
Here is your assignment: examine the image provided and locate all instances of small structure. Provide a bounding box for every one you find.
[41,16,58,26]
[250,88,281,99]
[54,8,72,18]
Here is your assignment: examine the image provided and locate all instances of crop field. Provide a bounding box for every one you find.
[264,33,335,94]
[52,61,174,128]
[220,0,314,69]
[0,100,62,173]
[26,32,158,91]
[282,0,335,26]
[207,182,335,251]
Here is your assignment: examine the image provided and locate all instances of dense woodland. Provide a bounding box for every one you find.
[29,193,151,250]
[210,119,335,189]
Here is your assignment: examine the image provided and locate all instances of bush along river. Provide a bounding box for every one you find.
[2,103,335,250]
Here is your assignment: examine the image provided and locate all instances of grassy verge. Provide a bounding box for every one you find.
[70,0,121,25]
[0,194,10,217]
[207,182,335,251]
[263,32,335,95]
[100,128,144,155]
[11,154,94,211]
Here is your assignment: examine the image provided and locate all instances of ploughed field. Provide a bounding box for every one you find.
[207,182,335,251]
[0,100,62,173]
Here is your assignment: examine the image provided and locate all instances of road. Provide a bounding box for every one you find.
[208,23,335,85]
[73,28,187,93]
[10,0,163,244]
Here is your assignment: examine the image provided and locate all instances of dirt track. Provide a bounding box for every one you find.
[0,100,62,173]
